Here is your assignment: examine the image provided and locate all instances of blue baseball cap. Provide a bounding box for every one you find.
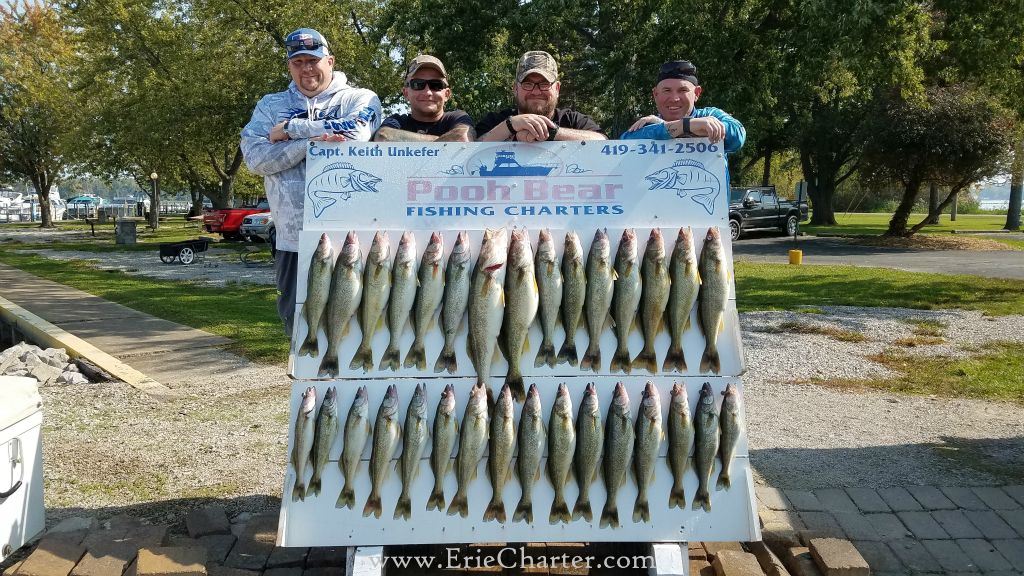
[285,28,329,59]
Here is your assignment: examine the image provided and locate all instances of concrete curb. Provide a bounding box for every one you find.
[0,295,177,399]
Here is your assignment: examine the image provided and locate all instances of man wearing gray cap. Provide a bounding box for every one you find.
[374,55,474,142]
[476,51,605,142]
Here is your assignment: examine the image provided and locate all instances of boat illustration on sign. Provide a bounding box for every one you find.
[644,159,721,215]
[477,151,557,176]
[306,162,382,218]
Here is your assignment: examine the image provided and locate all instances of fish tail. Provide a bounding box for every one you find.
[663,344,687,373]
[434,346,457,374]
[610,347,632,374]
[716,471,732,491]
[349,343,374,372]
[692,190,718,215]
[599,501,619,529]
[699,344,720,374]
[297,331,319,358]
[378,343,401,371]
[404,341,426,370]
[447,493,469,518]
[362,493,383,518]
[632,496,650,523]
[308,189,337,218]
[426,486,446,512]
[580,345,600,373]
[336,485,356,509]
[556,339,578,366]
[534,339,556,368]
[483,497,506,523]
[317,353,339,378]
[549,496,571,525]
[306,474,322,498]
[513,498,533,524]
[631,346,658,374]
[572,497,593,523]
[292,480,306,502]
[393,495,412,520]
[506,374,526,402]
[692,487,712,512]
[669,485,687,509]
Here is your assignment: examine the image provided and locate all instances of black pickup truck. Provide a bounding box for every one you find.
[728,186,809,241]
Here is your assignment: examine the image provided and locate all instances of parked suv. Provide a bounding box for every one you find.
[240,212,276,254]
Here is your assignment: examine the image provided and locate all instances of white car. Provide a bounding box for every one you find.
[240,212,275,252]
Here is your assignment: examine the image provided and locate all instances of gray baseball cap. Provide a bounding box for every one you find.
[406,54,447,79]
[516,51,558,83]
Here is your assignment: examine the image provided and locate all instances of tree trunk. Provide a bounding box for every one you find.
[761,148,772,186]
[188,184,203,217]
[800,148,839,225]
[1006,136,1022,231]
[927,182,939,224]
[30,172,53,228]
[909,181,968,235]
[950,191,958,221]
[885,177,924,237]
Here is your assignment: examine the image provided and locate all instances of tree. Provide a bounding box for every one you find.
[0,1,80,227]
[859,85,1014,237]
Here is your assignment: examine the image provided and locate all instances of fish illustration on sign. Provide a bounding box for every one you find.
[306,162,382,217]
[644,159,721,215]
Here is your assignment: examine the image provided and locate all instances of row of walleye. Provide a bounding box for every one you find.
[290,380,743,529]
[296,226,732,399]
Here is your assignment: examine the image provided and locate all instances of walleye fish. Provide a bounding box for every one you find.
[448,382,489,518]
[307,386,339,498]
[395,383,429,520]
[644,159,721,215]
[534,229,562,368]
[581,229,614,372]
[664,227,701,373]
[467,228,508,386]
[433,231,472,373]
[633,229,671,374]
[350,231,392,372]
[404,232,445,370]
[501,228,538,401]
[557,231,586,366]
[692,382,720,512]
[426,383,458,511]
[483,384,516,523]
[337,386,371,509]
[572,382,603,522]
[319,232,362,377]
[297,233,333,357]
[633,382,663,523]
[610,229,642,374]
[513,384,545,524]
[547,383,576,524]
[717,383,742,491]
[306,162,382,217]
[291,386,317,502]
[363,385,401,518]
[380,231,417,371]
[698,227,730,374]
[600,382,634,528]
[668,383,694,509]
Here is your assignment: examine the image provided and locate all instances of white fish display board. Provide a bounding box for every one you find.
[280,140,758,547]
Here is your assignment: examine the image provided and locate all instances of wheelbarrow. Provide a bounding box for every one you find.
[159,238,210,265]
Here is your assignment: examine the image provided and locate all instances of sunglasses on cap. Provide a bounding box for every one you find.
[286,37,324,55]
[407,78,448,91]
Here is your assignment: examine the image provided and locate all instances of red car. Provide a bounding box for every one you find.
[203,198,270,240]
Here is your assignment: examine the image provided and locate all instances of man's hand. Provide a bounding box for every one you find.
[509,113,556,142]
[687,117,726,143]
[628,115,663,132]
[314,133,348,142]
[269,121,290,143]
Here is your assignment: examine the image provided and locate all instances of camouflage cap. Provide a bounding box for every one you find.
[406,54,447,79]
[516,50,558,83]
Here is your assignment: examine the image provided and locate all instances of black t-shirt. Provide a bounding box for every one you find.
[379,110,474,136]
[475,107,603,139]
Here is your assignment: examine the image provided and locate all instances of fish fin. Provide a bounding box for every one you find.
[632,497,650,523]
[483,499,506,523]
[668,486,686,509]
[506,374,526,403]
[610,348,632,374]
[599,502,619,529]
[549,496,570,525]
[556,338,578,367]
[379,344,401,371]
[393,496,412,520]
[683,314,692,332]
[348,344,374,372]
[297,326,319,358]
[717,316,726,336]
[426,487,446,511]
[612,269,619,280]
[513,499,534,524]
[403,342,426,370]
[306,475,322,498]
[523,332,531,353]
[580,346,601,373]
[394,459,402,475]
[336,486,356,509]
[308,190,337,218]
[317,354,339,378]
[716,472,731,491]
[700,344,721,374]
[433,346,457,374]
[292,480,306,502]
[692,487,711,512]
[631,348,658,375]
[572,497,593,522]
[446,494,469,518]
[535,340,556,368]
[362,494,382,518]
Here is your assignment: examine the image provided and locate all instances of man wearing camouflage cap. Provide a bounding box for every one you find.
[476,51,605,142]
[374,54,474,142]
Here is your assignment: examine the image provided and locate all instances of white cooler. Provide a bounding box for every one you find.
[0,376,44,560]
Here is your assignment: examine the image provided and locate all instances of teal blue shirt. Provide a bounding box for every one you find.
[620,106,746,153]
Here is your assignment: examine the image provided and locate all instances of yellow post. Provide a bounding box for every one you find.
[788,249,803,265]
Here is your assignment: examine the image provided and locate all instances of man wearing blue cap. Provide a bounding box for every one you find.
[621,60,745,153]
[241,28,382,336]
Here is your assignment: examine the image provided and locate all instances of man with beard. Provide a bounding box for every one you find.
[241,28,381,336]
[374,55,474,142]
[476,51,606,142]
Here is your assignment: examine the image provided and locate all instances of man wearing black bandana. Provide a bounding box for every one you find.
[621,60,745,153]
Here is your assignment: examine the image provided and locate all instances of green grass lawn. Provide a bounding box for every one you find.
[1,220,219,252]
[801,212,1012,236]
